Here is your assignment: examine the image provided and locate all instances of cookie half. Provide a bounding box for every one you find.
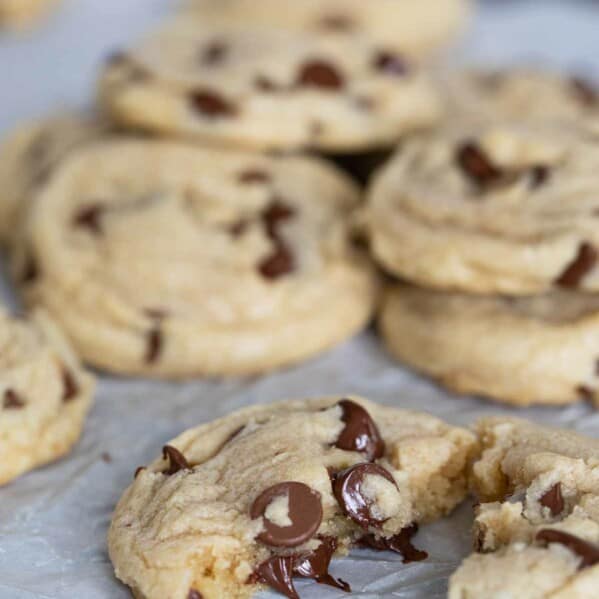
[185,0,472,58]
[0,113,111,247]
[98,19,441,152]
[380,284,599,407]
[0,307,94,485]
[367,122,599,295]
[450,417,599,598]
[16,139,378,377]
[108,396,477,599]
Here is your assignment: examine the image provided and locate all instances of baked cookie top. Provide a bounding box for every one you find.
[108,396,477,599]
[185,0,472,57]
[0,306,94,485]
[99,19,441,152]
[17,139,377,377]
[0,113,110,246]
[368,122,599,294]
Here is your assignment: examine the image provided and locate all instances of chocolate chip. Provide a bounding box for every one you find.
[358,523,428,563]
[539,483,565,517]
[254,76,281,93]
[201,41,228,66]
[555,242,598,288]
[530,165,550,189]
[190,90,236,117]
[134,466,145,478]
[297,60,345,90]
[162,445,190,475]
[318,14,354,31]
[145,327,163,364]
[73,204,104,235]
[229,220,248,238]
[251,481,323,548]
[261,199,295,241]
[456,142,502,187]
[536,529,599,569]
[577,385,596,402]
[3,389,25,409]
[249,556,298,599]
[258,244,295,279]
[332,463,398,529]
[187,590,203,599]
[570,77,598,108]
[294,536,350,591]
[333,399,385,462]
[61,368,79,402]
[238,169,271,185]
[373,51,409,77]
[21,253,39,284]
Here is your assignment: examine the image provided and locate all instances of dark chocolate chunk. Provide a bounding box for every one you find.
[539,482,564,517]
[162,445,191,475]
[201,41,228,66]
[187,590,203,599]
[258,244,295,279]
[61,368,79,402]
[332,463,398,529]
[358,523,428,563]
[297,60,345,90]
[334,399,385,461]
[249,556,298,599]
[555,242,598,288]
[536,529,599,569]
[294,536,350,591]
[261,199,295,241]
[3,389,25,410]
[373,51,409,77]
[456,142,502,187]
[251,481,323,548]
[145,327,163,364]
[571,77,598,108]
[190,90,237,117]
[73,204,104,235]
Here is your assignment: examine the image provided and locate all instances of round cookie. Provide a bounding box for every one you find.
[108,395,477,599]
[367,121,599,295]
[0,113,111,247]
[98,19,441,152]
[380,284,599,407]
[15,139,378,378]
[0,306,94,485]
[185,0,472,58]
[442,68,599,127]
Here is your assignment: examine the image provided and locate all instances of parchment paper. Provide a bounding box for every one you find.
[1,1,599,597]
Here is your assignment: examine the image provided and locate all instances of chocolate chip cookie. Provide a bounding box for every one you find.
[450,417,599,598]
[108,396,477,599]
[0,113,111,247]
[0,306,94,485]
[15,139,377,377]
[367,122,599,295]
[380,284,599,407]
[98,19,441,152]
[186,0,472,58]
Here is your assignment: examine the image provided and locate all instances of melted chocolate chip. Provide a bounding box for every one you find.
[530,165,550,189]
[358,524,428,563]
[571,77,598,108]
[373,51,409,77]
[250,556,298,599]
[294,536,350,591]
[261,199,295,241]
[201,41,228,66]
[145,327,163,364]
[456,142,502,187]
[187,590,203,599]
[61,368,79,402]
[539,483,564,517]
[162,445,190,475]
[190,90,237,117]
[555,242,598,288]
[21,253,39,284]
[258,244,295,279]
[73,204,104,235]
[251,481,323,548]
[3,389,25,409]
[334,399,385,461]
[238,169,271,185]
[332,463,398,529]
[297,60,345,90]
[536,529,599,569]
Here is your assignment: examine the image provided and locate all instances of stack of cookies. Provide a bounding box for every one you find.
[367,69,599,408]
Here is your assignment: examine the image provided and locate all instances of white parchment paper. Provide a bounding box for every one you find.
[1,1,599,598]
